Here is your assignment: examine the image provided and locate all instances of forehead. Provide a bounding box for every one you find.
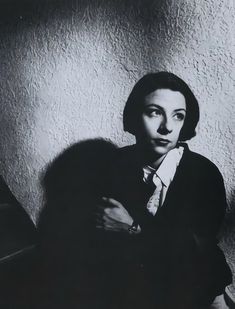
[144,88,186,110]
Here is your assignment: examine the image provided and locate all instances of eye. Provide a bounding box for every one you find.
[173,112,185,121]
[144,108,162,117]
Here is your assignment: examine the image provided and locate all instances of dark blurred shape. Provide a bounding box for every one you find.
[0,178,36,260]
[37,138,118,309]
[39,138,118,242]
[0,175,37,308]
[42,138,117,203]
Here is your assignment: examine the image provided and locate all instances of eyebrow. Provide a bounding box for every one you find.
[174,108,186,113]
[144,104,186,113]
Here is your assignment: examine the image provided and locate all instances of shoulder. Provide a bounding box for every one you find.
[181,143,224,182]
[114,144,136,162]
[116,144,136,158]
[115,145,142,170]
[111,145,141,183]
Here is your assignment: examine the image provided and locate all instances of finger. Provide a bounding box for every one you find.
[102,214,124,224]
[102,198,131,218]
[101,197,121,208]
[96,203,116,214]
[102,216,123,228]
[104,223,130,232]
[104,207,112,216]
[102,218,130,230]
[94,213,120,225]
[104,209,133,225]
[104,212,123,223]
[102,223,122,232]
[96,206,115,217]
[105,198,123,207]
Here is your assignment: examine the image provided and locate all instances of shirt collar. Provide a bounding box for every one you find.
[143,146,184,187]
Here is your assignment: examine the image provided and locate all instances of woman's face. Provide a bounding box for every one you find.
[136,88,186,157]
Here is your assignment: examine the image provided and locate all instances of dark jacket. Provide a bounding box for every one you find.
[38,140,232,309]
[105,143,232,308]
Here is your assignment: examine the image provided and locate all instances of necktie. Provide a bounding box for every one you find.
[146,174,163,216]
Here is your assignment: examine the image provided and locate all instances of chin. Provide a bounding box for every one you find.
[152,146,169,156]
[138,140,176,158]
[151,144,176,156]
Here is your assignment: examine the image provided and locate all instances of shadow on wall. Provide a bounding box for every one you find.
[0,0,196,221]
[0,0,170,25]
[37,138,121,308]
[0,0,176,77]
[0,0,186,51]
[38,138,117,260]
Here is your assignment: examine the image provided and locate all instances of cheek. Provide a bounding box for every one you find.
[141,117,159,134]
[173,123,184,138]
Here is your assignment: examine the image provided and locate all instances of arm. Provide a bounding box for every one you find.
[95,197,141,234]
[191,165,227,243]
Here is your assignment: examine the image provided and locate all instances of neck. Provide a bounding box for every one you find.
[135,143,167,169]
[149,154,166,169]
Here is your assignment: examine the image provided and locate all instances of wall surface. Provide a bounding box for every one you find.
[0,0,234,293]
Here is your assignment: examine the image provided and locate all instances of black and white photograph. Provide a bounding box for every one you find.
[0,0,234,308]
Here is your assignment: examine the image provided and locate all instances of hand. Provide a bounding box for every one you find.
[95,197,137,233]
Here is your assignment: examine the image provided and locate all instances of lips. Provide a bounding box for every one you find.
[153,138,170,145]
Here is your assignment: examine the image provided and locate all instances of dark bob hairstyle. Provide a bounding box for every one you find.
[123,72,200,141]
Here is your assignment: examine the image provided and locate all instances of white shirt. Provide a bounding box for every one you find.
[143,146,184,215]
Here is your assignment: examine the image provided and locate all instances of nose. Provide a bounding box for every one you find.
[157,116,173,135]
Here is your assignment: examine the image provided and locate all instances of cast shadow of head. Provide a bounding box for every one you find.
[38,138,117,272]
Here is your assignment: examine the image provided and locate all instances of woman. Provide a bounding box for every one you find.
[95,72,232,308]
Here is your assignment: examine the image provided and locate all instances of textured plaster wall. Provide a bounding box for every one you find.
[0,0,234,292]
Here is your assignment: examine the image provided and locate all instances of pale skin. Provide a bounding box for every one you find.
[95,88,186,233]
